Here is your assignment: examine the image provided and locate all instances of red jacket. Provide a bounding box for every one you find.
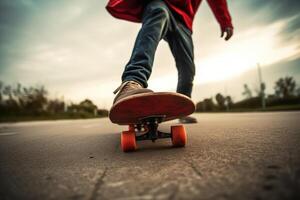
[106,0,233,32]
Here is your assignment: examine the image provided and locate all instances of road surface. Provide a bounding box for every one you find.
[0,112,300,200]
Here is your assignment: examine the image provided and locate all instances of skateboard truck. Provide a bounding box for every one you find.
[135,115,171,142]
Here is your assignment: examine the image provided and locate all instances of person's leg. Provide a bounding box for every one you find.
[121,0,173,88]
[164,17,197,123]
[164,21,195,98]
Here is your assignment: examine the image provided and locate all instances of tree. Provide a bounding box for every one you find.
[79,99,98,114]
[274,76,296,98]
[196,98,216,112]
[204,98,216,111]
[97,109,109,117]
[242,84,252,99]
[0,81,3,103]
[225,95,233,109]
[47,99,65,113]
[297,87,300,97]
[0,81,108,120]
[215,93,226,110]
[22,86,48,113]
[3,85,13,100]
[196,101,204,112]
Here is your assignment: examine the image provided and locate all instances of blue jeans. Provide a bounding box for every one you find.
[122,0,195,97]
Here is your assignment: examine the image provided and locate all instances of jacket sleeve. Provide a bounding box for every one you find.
[206,0,233,31]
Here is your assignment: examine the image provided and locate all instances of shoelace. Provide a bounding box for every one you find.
[113,81,140,94]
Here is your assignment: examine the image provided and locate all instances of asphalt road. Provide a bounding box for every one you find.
[0,112,300,200]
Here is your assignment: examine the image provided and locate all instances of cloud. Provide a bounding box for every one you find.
[278,15,300,44]
[0,0,36,74]
[245,0,300,21]
[0,0,109,74]
[238,0,300,38]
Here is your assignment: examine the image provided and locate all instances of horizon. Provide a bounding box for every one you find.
[0,0,299,108]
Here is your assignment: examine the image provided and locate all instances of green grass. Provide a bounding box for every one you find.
[0,113,108,123]
[196,104,300,113]
[1,104,299,122]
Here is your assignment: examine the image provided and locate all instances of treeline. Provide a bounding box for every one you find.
[196,76,300,112]
[1,76,299,121]
[0,81,108,122]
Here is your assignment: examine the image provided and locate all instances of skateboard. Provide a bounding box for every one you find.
[109,92,195,152]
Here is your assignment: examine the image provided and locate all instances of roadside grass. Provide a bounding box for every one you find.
[0,113,108,123]
[1,104,299,122]
[197,104,300,113]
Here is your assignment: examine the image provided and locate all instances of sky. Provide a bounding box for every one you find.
[0,0,299,108]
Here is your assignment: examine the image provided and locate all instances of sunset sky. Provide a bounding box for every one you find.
[0,0,299,108]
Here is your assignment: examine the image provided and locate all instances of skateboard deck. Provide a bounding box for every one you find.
[109,92,195,152]
[109,92,195,125]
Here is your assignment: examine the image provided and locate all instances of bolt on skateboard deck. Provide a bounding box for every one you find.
[109,92,195,152]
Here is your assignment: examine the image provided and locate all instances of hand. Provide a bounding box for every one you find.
[221,27,233,41]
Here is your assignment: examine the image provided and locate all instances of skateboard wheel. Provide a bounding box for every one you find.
[171,125,187,147]
[121,131,137,152]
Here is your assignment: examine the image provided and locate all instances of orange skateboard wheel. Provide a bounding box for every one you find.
[121,131,137,152]
[171,125,187,147]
